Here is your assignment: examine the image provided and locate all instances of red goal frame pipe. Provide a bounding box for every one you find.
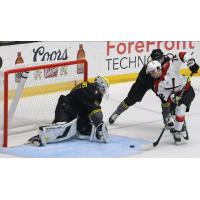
[3,59,88,147]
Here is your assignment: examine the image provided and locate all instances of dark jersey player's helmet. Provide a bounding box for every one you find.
[150,49,164,61]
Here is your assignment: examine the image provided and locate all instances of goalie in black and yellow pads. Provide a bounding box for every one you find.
[27,76,110,146]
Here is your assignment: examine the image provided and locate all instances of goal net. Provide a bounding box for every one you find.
[0,60,88,147]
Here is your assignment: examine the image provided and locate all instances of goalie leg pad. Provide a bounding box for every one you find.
[39,119,77,145]
[90,123,109,143]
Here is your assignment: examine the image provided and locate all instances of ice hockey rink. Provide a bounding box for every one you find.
[0,77,200,158]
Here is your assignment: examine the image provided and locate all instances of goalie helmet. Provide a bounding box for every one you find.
[150,49,164,61]
[94,76,110,95]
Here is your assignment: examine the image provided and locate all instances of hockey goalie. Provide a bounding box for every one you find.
[27,76,110,146]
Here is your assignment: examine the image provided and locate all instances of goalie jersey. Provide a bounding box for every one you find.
[67,81,103,117]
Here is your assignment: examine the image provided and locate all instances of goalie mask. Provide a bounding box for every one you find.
[94,76,110,95]
[146,60,162,79]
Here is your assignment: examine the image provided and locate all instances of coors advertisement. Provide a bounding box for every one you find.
[32,46,69,79]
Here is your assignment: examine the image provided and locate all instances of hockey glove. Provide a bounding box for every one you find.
[170,93,182,105]
[186,58,195,67]
[189,63,199,74]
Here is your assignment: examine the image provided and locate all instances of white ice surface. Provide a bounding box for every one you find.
[1,78,200,157]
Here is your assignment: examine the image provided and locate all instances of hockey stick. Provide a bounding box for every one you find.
[129,126,167,150]
[181,120,189,140]
[142,118,189,150]
[139,126,167,150]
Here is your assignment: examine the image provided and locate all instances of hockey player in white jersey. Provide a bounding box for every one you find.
[27,76,110,146]
[109,49,199,131]
[146,52,199,144]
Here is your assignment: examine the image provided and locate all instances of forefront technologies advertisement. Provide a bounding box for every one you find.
[105,41,197,73]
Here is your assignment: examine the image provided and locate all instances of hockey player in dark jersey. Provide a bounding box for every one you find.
[27,76,110,146]
[109,49,199,130]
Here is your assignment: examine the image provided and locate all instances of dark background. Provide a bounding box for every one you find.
[0,41,39,46]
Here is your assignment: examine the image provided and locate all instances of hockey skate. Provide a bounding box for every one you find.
[163,115,175,130]
[109,111,119,124]
[180,123,189,140]
[170,129,182,144]
[26,135,44,146]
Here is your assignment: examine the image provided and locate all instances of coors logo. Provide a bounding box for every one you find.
[33,46,68,62]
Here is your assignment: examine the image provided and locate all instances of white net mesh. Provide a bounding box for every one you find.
[0,60,87,146]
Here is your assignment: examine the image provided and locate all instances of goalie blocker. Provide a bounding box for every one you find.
[27,76,110,146]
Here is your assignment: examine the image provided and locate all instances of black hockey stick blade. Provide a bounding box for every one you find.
[153,127,166,147]
[140,126,166,150]
[182,120,189,140]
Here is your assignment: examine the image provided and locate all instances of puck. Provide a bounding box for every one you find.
[130,145,135,148]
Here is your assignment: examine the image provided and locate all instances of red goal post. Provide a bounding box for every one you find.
[0,59,88,147]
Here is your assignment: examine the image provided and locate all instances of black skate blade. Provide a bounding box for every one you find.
[173,136,181,145]
[183,136,189,140]
[181,131,189,140]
